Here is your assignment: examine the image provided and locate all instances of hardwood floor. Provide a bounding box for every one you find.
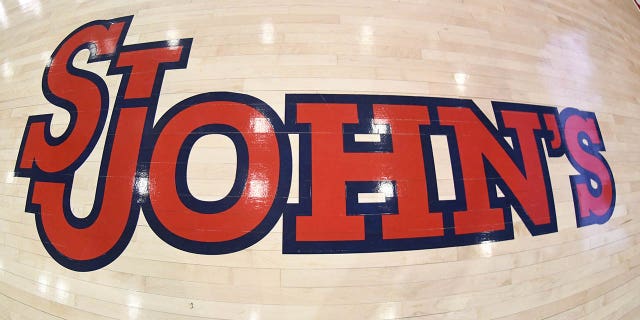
[0,0,639,319]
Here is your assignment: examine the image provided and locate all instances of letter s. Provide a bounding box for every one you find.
[16,17,129,174]
[560,108,615,227]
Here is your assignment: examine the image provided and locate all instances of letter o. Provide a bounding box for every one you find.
[143,92,291,254]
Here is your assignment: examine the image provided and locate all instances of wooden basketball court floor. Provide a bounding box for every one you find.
[1,0,640,319]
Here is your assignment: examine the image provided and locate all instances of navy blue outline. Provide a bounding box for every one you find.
[106,38,194,107]
[14,15,194,271]
[284,94,454,253]
[32,105,143,271]
[474,101,560,237]
[13,16,616,266]
[175,124,249,213]
[343,120,393,153]
[559,108,616,227]
[283,94,561,254]
[15,16,137,272]
[345,181,398,216]
[15,15,132,177]
[141,92,292,255]
[541,111,565,158]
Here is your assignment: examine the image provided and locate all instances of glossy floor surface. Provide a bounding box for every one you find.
[1,0,640,319]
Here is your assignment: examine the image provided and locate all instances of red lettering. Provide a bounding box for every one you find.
[561,109,615,226]
[146,96,283,248]
[115,46,185,99]
[438,106,555,235]
[294,102,442,241]
[13,16,618,269]
[16,16,192,270]
[18,20,126,173]
[34,107,146,261]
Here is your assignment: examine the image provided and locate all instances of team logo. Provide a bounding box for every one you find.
[15,16,616,271]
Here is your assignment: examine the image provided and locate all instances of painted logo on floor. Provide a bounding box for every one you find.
[14,16,616,271]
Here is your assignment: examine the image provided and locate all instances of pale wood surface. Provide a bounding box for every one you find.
[1,0,640,319]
